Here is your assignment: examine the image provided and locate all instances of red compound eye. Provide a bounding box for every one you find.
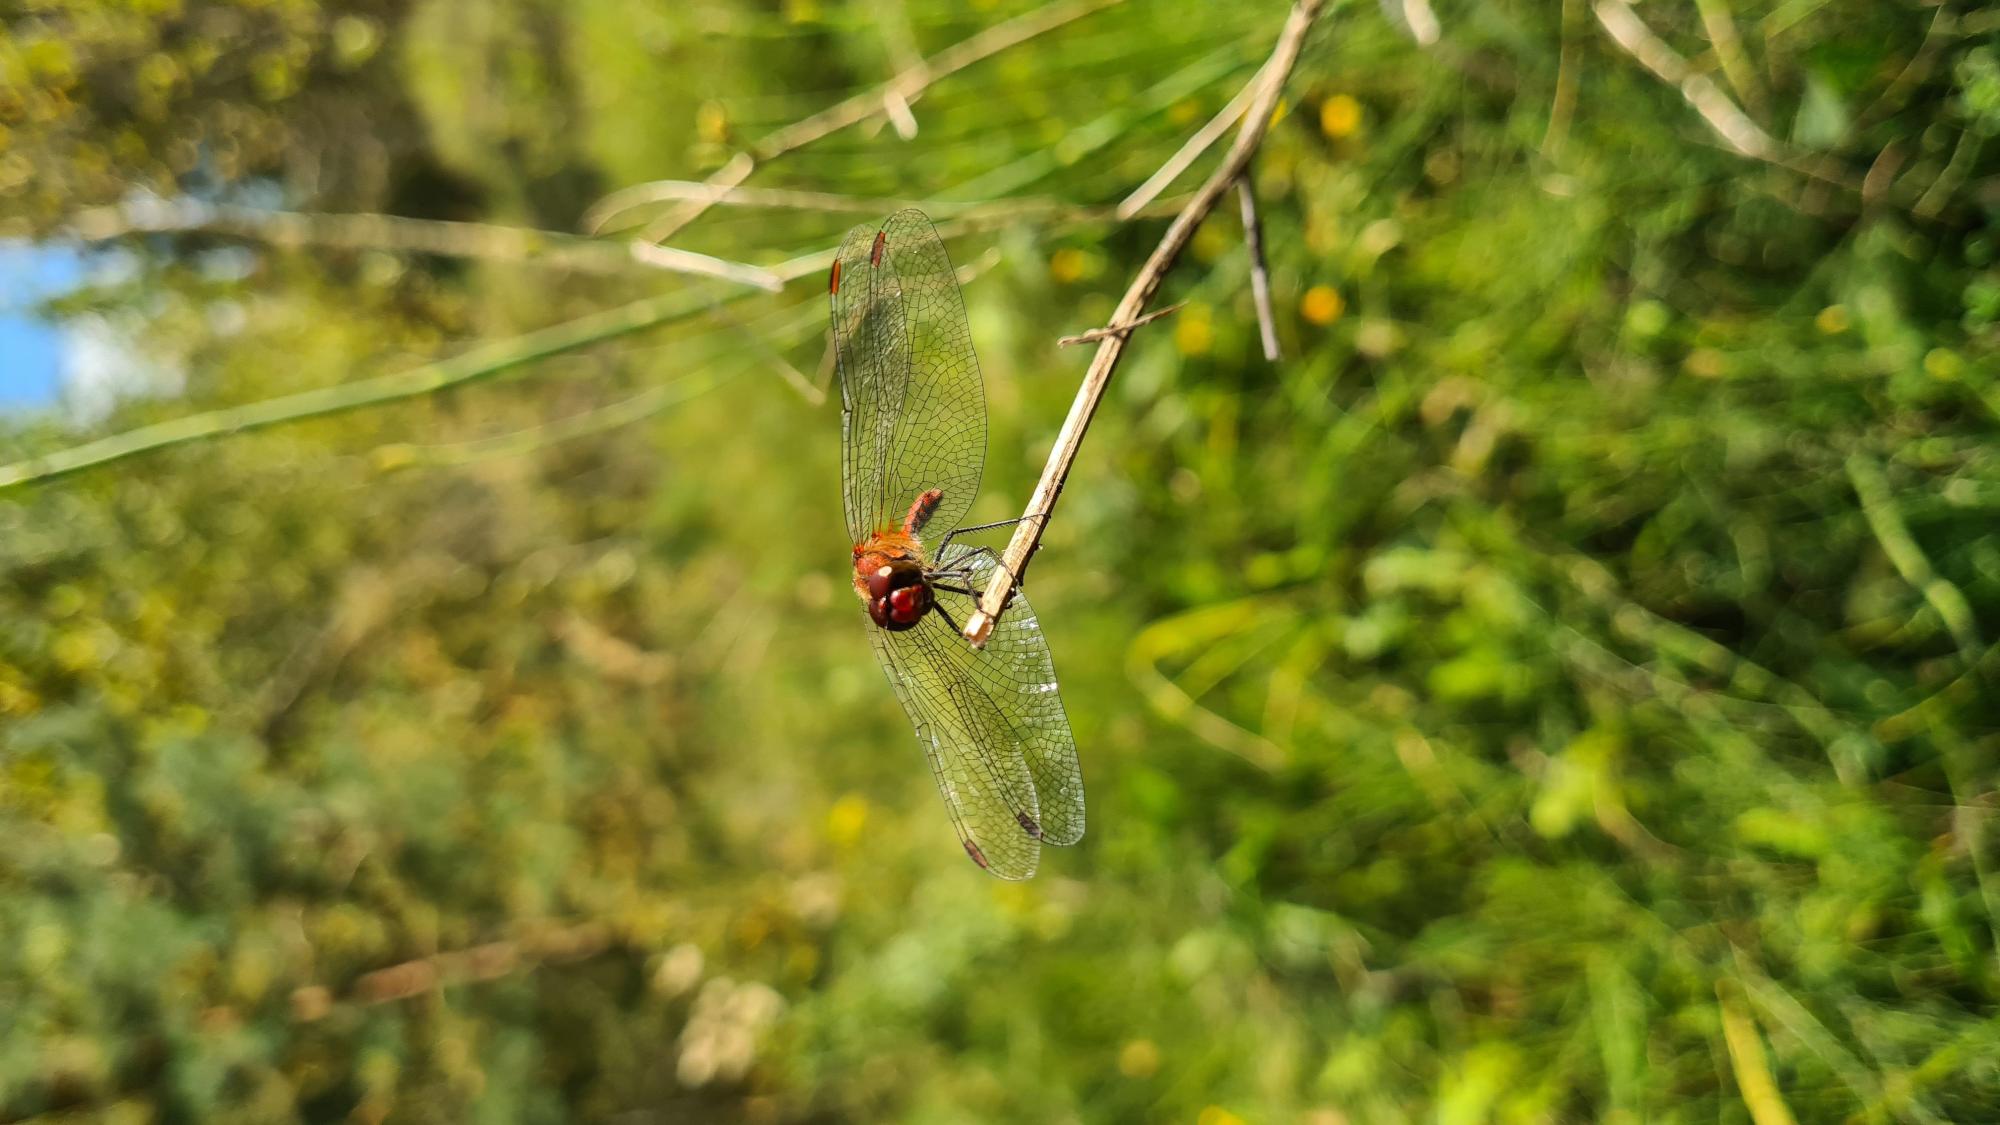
[886,584,929,625]
[864,565,895,600]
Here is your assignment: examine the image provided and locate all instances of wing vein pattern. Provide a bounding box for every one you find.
[870,547,1083,879]
[834,209,984,541]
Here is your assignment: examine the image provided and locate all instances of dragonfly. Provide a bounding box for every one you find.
[830,209,1084,879]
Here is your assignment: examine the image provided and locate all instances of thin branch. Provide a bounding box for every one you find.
[1402,0,1441,45]
[624,241,786,291]
[1237,177,1281,361]
[1860,139,1909,207]
[1056,301,1186,347]
[1847,453,1984,662]
[1540,0,1583,162]
[1593,0,1778,162]
[71,198,782,290]
[0,250,831,491]
[1592,0,1893,210]
[1116,59,1263,219]
[1915,129,1984,219]
[291,922,612,1020]
[586,0,1126,240]
[589,180,1176,229]
[878,0,925,138]
[1693,0,1767,120]
[882,86,921,140]
[0,192,1117,491]
[962,0,1326,647]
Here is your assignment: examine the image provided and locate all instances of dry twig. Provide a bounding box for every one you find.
[1692,0,1766,120]
[1591,0,1892,211]
[291,921,612,1021]
[1237,177,1281,361]
[1592,0,1777,162]
[590,180,1178,229]
[1389,0,1440,45]
[962,0,1326,647]
[1055,302,1186,347]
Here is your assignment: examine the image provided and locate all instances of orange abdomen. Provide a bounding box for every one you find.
[903,489,944,536]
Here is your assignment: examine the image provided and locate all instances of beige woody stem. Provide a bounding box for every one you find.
[962,0,1326,647]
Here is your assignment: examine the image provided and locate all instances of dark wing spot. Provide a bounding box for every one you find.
[962,839,989,869]
[1016,811,1042,839]
[829,259,842,295]
[870,230,887,267]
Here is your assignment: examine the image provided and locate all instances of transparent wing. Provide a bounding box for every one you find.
[832,209,985,544]
[867,545,1084,878]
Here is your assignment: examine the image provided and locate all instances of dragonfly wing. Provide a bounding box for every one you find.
[870,614,1043,879]
[832,221,910,544]
[933,543,1084,846]
[867,543,1083,876]
[832,209,984,542]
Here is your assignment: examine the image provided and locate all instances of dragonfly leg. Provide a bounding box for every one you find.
[981,544,1026,578]
[934,544,1033,603]
[929,597,965,636]
[927,553,990,584]
[934,509,1049,559]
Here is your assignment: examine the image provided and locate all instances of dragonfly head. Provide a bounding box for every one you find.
[860,562,931,631]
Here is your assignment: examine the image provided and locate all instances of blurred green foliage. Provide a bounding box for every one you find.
[3,0,1999,1121]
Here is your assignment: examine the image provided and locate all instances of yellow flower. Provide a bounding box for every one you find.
[1924,348,1963,380]
[696,101,729,145]
[1684,347,1726,379]
[1049,247,1087,284]
[1320,94,1362,139]
[826,793,870,848]
[1174,307,1214,356]
[1300,285,1345,326]
[1118,1039,1160,1078]
[1815,304,1850,334]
